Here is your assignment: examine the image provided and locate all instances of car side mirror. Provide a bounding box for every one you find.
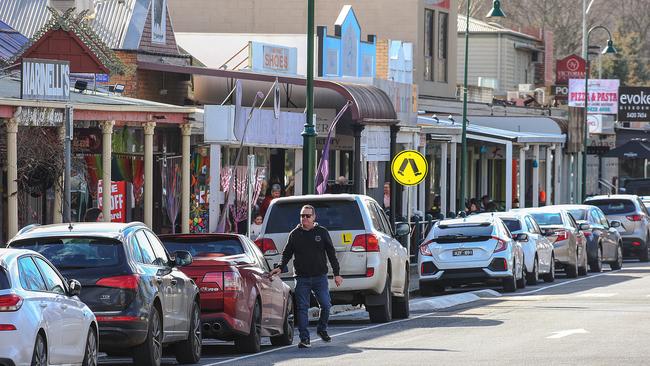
[514,233,528,242]
[610,220,621,228]
[173,250,193,267]
[579,223,591,231]
[395,223,410,238]
[67,279,81,297]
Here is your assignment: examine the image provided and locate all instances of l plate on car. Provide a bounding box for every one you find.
[453,249,473,256]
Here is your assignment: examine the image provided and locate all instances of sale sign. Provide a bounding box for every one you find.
[98,180,127,222]
[568,79,619,115]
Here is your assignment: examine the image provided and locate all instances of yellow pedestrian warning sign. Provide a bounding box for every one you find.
[391,150,428,186]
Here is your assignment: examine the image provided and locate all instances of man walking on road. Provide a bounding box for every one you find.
[270,204,343,348]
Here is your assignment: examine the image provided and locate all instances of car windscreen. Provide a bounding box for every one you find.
[501,219,522,233]
[530,212,563,226]
[9,237,123,269]
[265,200,365,233]
[567,209,587,221]
[432,224,493,240]
[586,199,636,215]
[0,267,9,289]
[162,238,245,257]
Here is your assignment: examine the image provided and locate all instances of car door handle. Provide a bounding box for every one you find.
[60,304,68,310]
[39,302,48,308]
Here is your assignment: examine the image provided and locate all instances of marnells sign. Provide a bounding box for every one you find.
[21,58,70,101]
[556,54,586,85]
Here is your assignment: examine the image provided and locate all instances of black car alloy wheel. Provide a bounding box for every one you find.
[31,333,47,366]
[82,328,98,366]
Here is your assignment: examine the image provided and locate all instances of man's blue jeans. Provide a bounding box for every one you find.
[294,274,332,341]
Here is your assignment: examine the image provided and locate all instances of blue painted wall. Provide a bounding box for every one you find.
[317,6,376,79]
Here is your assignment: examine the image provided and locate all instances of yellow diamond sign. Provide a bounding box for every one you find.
[391,150,428,186]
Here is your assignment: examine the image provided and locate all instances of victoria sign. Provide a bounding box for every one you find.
[618,86,650,122]
[556,54,586,85]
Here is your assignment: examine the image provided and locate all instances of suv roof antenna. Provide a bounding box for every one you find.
[68,222,74,231]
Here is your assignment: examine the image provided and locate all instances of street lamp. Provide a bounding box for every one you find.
[581,26,616,202]
[459,0,505,213]
[302,0,316,195]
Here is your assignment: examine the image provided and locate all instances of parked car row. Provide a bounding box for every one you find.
[0,193,413,365]
[417,198,630,295]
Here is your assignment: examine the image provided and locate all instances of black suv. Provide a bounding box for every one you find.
[7,222,202,366]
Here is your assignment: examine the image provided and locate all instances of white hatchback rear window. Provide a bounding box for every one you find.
[266,201,365,233]
[0,267,9,289]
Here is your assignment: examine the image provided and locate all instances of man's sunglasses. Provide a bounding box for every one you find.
[300,214,312,218]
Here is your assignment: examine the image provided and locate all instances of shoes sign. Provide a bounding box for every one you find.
[618,86,650,122]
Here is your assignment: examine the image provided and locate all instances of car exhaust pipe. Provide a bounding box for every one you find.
[203,323,212,333]
[212,323,222,332]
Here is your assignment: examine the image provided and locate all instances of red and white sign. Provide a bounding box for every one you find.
[98,180,127,222]
[568,79,619,115]
[556,55,586,85]
[424,0,450,9]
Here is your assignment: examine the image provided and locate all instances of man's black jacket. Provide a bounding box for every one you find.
[279,224,341,277]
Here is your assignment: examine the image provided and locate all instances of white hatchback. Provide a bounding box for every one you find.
[418,215,525,295]
[0,248,98,366]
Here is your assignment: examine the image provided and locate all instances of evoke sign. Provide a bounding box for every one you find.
[21,58,70,101]
[618,86,650,122]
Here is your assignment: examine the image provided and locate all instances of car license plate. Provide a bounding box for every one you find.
[453,249,473,256]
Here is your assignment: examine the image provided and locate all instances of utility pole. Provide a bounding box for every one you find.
[63,105,73,222]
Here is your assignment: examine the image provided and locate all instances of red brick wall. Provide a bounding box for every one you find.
[109,51,139,98]
[139,6,181,56]
[375,39,389,80]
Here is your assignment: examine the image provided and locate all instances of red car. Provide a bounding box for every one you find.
[159,233,294,353]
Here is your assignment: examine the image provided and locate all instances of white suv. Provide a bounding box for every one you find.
[255,194,410,323]
[418,215,525,295]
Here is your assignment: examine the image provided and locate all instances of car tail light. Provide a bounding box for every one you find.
[351,234,380,252]
[223,272,242,293]
[492,236,508,253]
[0,324,16,331]
[254,238,279,256]
[583,231,592,237]
[627,214,643,222]
[632,241,641,247]
[366,268,375,277]
[0,294,22,312]
[96,275,139,291]
[419,239,434,256]
[553,230,569,242]
[95,316,140,322]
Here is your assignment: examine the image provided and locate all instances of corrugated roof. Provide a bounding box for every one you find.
[0,19,27,62]
[457,14,540,41]
[0,0,148,49]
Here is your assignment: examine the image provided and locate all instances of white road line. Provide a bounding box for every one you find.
[577,293,617,298]
[201,309,441,366]
[514,270,620,296]
[546,329,589,339]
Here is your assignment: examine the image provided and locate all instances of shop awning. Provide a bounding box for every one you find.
[137,61,397,123]
[603,139,650,159]
[418,115,566,144]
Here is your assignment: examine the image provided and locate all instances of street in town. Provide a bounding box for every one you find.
[100,261,650,366]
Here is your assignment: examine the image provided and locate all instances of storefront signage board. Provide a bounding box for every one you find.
[556,54,586,84]
[568,79,619,114]
[249,42,298,75]
[21,58,70,101]
[618,86,650,122]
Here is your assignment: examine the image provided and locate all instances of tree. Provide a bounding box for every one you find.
[600,28,649,86]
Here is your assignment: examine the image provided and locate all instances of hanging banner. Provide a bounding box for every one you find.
[97,180,127,222]
[568,79,619,114]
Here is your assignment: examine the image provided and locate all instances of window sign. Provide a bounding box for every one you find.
[21,58,70,101]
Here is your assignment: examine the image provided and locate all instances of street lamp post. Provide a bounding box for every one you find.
[459,0,505,213]
[581,26,616,201]
[302,0,317,195]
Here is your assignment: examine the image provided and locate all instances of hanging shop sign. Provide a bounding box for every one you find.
[21,58,70,101]
[556,54,586,85]
[568,79,619,114]
[587,114,603,134]
[97,180,127,223]
[391,150,428,186]
[249,42,298,75]
[618,86,650,122]
[14,106,64,127]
